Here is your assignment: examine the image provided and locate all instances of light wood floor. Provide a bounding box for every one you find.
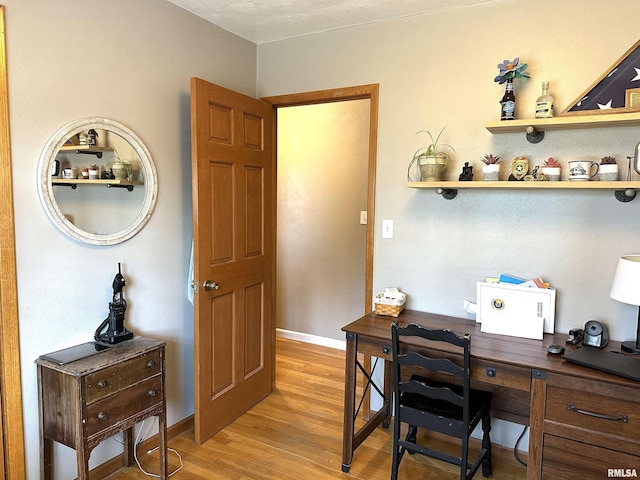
[109,337,527,479]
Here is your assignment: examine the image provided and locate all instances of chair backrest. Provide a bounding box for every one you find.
[391,322,472,417]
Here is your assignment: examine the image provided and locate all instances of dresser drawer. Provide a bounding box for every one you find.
[545,381,640,442]
[85,375,162,437]
[84,349,161,404]
[542,434,638,480]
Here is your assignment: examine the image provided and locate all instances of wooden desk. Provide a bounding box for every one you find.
[36,337,167,479]
[342,310,640,479]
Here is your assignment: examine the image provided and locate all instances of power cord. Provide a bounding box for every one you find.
[513,424,528,467]
[133,419,184,477]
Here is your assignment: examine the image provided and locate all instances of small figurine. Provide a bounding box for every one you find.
[459,162,474,181]
[509,156,529,181]
[523,166,548,181]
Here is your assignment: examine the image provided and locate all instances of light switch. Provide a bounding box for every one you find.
[382,219,393,238]
[360,211,367,225]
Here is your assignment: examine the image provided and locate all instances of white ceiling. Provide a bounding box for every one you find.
[167,0,494,44]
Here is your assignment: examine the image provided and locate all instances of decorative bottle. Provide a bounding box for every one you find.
[500,79,515,121]
[535,81,555,118]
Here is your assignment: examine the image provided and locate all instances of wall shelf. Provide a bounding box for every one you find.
[58,145,113,158]
[485,112,640,134]
[407,181,640,202]
[52,178,143,191]
[485,112,640,144]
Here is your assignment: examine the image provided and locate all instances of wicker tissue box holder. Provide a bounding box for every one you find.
[374,287,406,317]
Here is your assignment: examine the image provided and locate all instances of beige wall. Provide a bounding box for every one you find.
[6,0,640,473]
[277,100,369,338]
[258,0,640,345]
[3,1,255,476]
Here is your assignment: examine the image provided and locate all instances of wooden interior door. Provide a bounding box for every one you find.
[190,78,275,444]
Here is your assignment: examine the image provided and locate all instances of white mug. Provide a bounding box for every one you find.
[62,168,76,179]
[568,160,599,181]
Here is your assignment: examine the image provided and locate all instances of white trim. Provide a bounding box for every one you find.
[276,328,345,350]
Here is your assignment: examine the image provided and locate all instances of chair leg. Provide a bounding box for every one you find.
[391,419,401,480]
[481,413,492,478]
[406,425,417,455]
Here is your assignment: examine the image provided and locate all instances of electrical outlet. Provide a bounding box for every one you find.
[360,211,367,225]
[382,219,393,238]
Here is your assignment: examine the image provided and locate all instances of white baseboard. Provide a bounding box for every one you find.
[276,328,346,351]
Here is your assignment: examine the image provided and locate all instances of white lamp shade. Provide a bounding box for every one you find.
[610,255,640,306]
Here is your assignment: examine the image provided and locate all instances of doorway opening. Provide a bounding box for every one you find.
[264,84,379,338]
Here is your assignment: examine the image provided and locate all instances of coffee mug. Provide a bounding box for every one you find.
[62,168,76,179]
[568,160,599,181]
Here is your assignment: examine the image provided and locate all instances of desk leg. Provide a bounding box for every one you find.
[158,410,168,479]
[341,332,357,473]
[527,373,547,480]
[75,443,90,480]
[41,438,52,480]
[382,359,392,428]
[123,427,134,467]
[38,365,52,480]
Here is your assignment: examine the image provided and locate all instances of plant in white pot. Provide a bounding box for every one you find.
[106,150,132,180]
[88,163,100,179]
[599,156,618,181]
[407,126,454,182]
[540,157,561,181]
[481,154,501,180]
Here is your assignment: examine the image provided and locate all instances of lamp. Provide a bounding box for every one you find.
[610,255,640,354]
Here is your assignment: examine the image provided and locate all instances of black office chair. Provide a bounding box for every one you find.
[390,322,492,480]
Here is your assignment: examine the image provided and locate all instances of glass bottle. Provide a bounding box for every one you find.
[500,79,515,121]
[535,81,555,118]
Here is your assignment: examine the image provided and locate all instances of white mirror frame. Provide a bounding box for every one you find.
[38,118,158,245]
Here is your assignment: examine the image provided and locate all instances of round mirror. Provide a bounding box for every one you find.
[38,118,158,245]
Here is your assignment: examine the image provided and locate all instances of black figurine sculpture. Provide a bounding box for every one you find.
[459,162,474,181]
[94,263,134,344]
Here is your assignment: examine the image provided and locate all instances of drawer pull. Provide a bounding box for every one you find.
[147,361,156,368]
[97,380,107,389]
[97,412,107,421]
[147,389,157,397]
[567,404,629,423]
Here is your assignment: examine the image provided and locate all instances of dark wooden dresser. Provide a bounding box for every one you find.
[35,336,167,479]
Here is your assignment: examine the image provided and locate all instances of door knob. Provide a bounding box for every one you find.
[203,280,219,291]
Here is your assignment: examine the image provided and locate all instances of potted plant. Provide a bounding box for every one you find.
[599,156,618,181]
[541,157,561,181]
[407,126,454,182]
[106,151,132,180]
[80,167,89,179]
[88,163,100,179]
[481,154,501,181]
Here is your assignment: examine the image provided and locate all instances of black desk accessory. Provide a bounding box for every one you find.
[566,328,584,345]
[94,263,134,344]
[583,320,609,348]
[39,342,110,365]
[547,344,565,355]
[563,347,640,382]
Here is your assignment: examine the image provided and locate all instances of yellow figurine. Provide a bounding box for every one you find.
[509,156,529,181]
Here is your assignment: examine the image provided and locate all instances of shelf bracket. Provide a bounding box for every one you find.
[525,126,545,144]
[53,183,78,189]
[614,189,636,202]
[73,149,103,158]
[107,183,135,192]
[436,187,457,200]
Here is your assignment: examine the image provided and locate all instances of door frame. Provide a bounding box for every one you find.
[262,84,378,313]
[0,5,26,477]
